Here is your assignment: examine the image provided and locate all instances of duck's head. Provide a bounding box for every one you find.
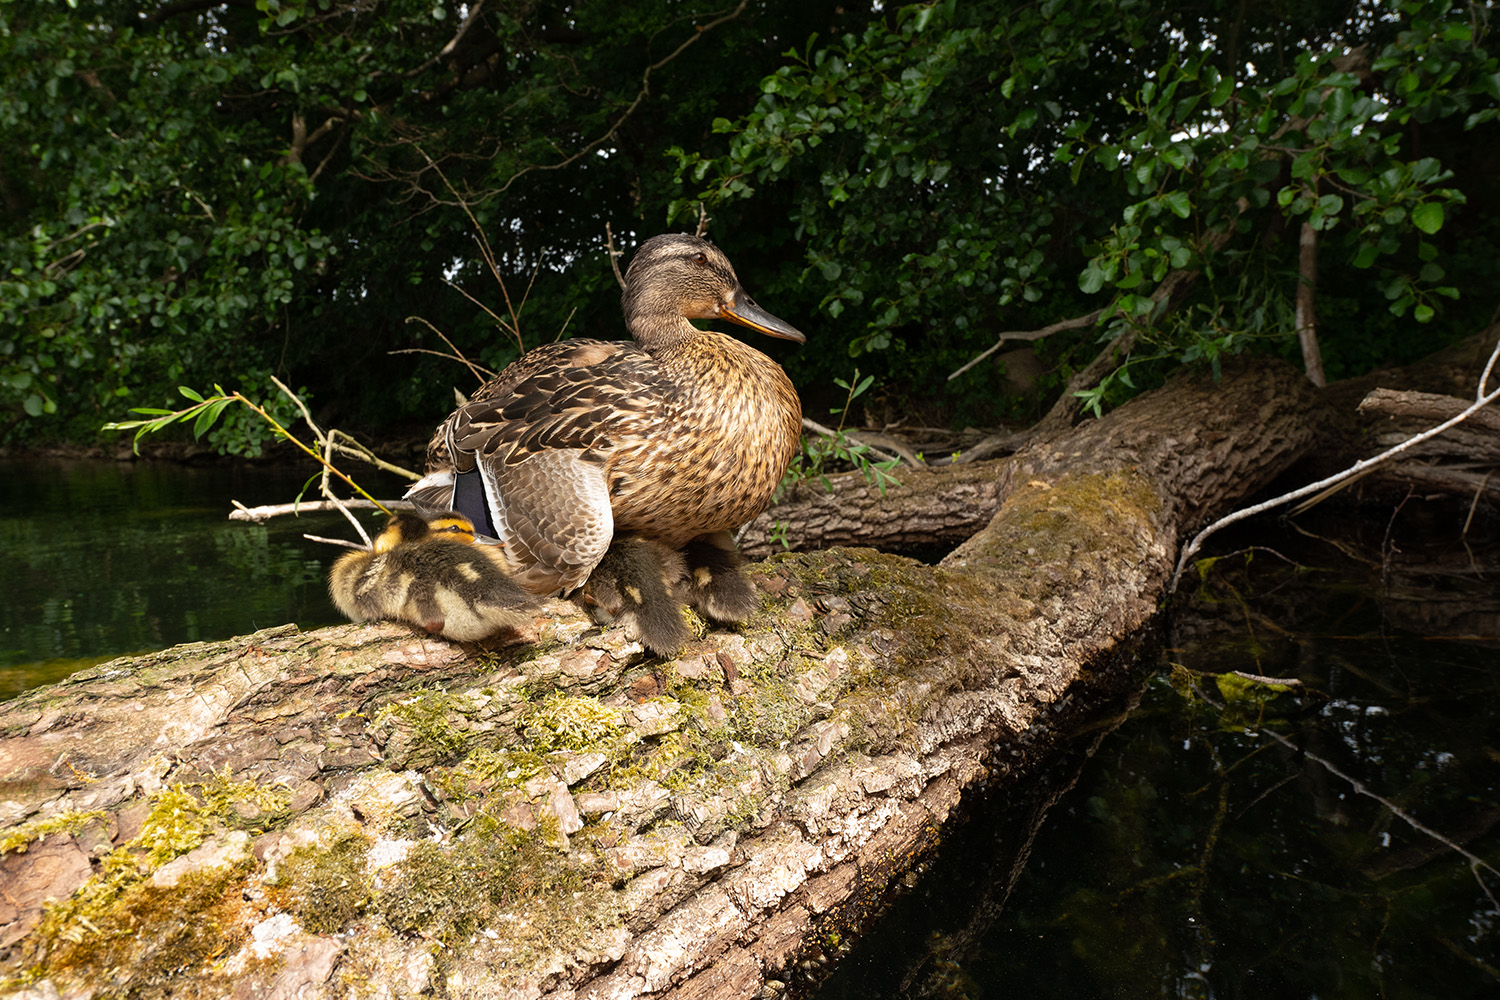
[372,510,479,552]
[621,234,805,347]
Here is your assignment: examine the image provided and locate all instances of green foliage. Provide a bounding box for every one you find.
[777,370,900,512]
[675,0,1499,412]
[5,1,1497,445]
[1,0,852,448]
[1,4,333,441]
[103,381,389,506]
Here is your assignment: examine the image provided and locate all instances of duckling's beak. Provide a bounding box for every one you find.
[719,290,806,344]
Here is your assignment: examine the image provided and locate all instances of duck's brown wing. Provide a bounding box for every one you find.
[409,339,681,596]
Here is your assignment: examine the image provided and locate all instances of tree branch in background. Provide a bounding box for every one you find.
[947,309,1103,382]
[395,0,489,81]
[394,318,497,388]
[491,0,752,198]
[1295,220,1326,386]
[1170,335,1500,592]
[415,147,537,353]
[800,417,906,467]
[605,222,627,290]
[1036,214,1244,433]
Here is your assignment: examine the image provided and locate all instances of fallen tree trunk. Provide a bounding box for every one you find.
[0,362,1322,1000]
[1353,387,1500,504]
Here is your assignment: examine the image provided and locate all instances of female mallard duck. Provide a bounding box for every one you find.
[328,510,534,641]
[406,233,803,626]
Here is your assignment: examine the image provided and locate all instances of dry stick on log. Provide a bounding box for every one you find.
[230,498,412,523]
[1170,335,1500,592]
[0,363,1320,999]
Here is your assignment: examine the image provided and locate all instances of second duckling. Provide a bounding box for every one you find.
[679,530,760,624]
[581,535,690,657]
[329,510,534,641]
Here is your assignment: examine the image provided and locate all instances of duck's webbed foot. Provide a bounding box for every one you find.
[681,531,759,624]
[582,536,689,657]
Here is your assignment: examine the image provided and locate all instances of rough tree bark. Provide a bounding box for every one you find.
[1355,388,1500,503]
[0,362,1323,1000]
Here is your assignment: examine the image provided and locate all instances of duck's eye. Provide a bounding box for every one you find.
[693,252,707,265]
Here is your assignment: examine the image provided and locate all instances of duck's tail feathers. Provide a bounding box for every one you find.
[405,470,455,511]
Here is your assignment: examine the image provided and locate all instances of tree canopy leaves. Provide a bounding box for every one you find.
[1,0,1495,449]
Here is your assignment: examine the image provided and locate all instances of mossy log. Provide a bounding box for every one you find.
[0,363,1321,1000]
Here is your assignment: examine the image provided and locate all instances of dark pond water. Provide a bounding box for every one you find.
[814,506,1500,999]
[0,457,409,696]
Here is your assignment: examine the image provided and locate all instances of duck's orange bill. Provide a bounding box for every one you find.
[719,292,806,343]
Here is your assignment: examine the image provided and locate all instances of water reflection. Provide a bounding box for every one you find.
[0,458,406,696]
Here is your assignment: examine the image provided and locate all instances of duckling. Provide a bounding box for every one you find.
[580,535,690,657]
[328,510,534,641]
[406,234,803,614]
[679,530,760,624]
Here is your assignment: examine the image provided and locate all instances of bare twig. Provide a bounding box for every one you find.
[487,1,752,198]
[395,0,487,81]
[325,429,421,482]
[230,498,412,523]
[1295,220,1326,386]
[1170,335,1500,592]
[694,202,710,238]
[948,310,1102,381]
[1464,470,1494,536]
[1479,305,1500,400]
[1230,670,1304,688]
[402,317,494,386]
[303,533,366,551]
[1258,727,1500,912]
[412,146,530,352]
[605,223,627,291]
[267,376,367,541]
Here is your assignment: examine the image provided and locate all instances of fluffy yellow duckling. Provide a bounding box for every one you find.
[328,510,533,641]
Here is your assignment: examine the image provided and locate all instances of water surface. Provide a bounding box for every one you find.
[0,457,406,696]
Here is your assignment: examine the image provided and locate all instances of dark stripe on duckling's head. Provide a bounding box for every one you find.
[373,509,478,553]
